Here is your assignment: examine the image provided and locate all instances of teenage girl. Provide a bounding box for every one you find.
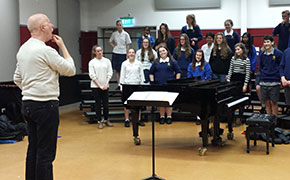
[173,33,194,78]
[149,46,181,124]
[154,23,176,55]
[187,49,212,81]
[136,37,158,84]
[223,19,240,53]
[120,49,145,127]
[181,14,203,51]
[209,32,232,82]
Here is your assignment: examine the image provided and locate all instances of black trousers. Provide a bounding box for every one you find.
[22,100,59,180]
[92,88,109,121]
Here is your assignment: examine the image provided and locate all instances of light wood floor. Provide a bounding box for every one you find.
[1,105,290,180]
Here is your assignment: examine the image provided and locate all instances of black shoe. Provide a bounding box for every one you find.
[138,120,145,126]
[196,120,201,125]
[159,117,165,124]
[260,107,266,114]
[166,117,172,124]
[124,120,130,127]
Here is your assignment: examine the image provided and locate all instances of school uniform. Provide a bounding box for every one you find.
[201,43,214,62]
[137,35,155,49]
[135,49,158,83]
[223,30,240,53]
[172,47,194,78]
[149,57,181,85]
[181,25,203,50]
[187,62,212,81]
[154,36,176,55]
[280,47,290,105]
[259,48,283,102]
[273,23,290,52]
[109,30,132,70]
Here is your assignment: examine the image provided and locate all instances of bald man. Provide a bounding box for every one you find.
[14,13,75,180]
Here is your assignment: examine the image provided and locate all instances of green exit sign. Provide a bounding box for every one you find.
[120,17,134,26]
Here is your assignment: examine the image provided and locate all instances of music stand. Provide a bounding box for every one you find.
[126,91,179,180]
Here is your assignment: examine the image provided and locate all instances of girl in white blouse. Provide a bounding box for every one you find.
[136,37,158,84]
[120,49,145,127]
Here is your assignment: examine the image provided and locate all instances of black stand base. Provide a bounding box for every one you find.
[143,175,165,180]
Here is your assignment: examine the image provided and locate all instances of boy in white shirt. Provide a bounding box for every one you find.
[201,32,214,62]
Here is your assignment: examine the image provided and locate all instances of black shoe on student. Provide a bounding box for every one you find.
[138,120,145,126]
[260,107,266,114]
[124,120,130,127]
[166,117,172,124]
[196,120,201,125]
[159,117,165,124]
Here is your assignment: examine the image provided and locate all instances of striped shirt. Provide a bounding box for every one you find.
[227,57,251,86]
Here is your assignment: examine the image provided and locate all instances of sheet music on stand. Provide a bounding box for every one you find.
[126,91,179,107]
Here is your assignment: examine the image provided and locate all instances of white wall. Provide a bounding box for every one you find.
[19,0,57,27]
[0,0,19,82]
[80,0,290,32]
[248,0,290,28]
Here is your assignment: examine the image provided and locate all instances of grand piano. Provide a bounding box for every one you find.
[123,78,249,155]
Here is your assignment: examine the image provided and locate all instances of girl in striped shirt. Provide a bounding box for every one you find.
[227,43,251,93]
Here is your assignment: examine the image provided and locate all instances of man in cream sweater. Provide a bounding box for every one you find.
[13,13,75,180]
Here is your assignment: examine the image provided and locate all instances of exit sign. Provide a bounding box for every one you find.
[120,17,134,26]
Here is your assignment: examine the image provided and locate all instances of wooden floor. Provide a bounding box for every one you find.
[1,105,290,180]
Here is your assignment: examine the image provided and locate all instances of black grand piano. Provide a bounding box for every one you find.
[123,78,249,155]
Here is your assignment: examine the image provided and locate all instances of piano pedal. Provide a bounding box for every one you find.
[198,147,207,156]
[133,137,141,145]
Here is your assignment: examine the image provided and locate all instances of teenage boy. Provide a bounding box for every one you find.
[201,32,214,62]
[280,47,290,109]
[259,35,283,121]
[273,10,290,52]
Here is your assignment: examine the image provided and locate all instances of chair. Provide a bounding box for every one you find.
[245,113,275,154]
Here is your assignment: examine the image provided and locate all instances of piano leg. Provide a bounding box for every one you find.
[131,108,141,145]
[212,115,225,146]
[199,116,209,156]
[227,109,234,140]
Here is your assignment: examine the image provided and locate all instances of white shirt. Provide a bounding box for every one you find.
[160,57,170,63]
[201,43,214,62]
[14,38,76,101]
[224,29,234,36]
[109,30,132,54]
[135,49,158,70]
[120,59,145,87]
[88,57,113,88]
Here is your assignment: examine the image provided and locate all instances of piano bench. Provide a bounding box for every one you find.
[245,114,276,154]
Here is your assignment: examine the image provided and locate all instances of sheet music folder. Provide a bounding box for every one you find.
[126,91,179,107]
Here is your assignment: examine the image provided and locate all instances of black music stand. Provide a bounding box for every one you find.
[126,91,179,180]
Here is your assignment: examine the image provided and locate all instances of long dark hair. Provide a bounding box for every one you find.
[141,37,155,63]
[234,43,248,60]
[176,34,192,59]
[212,32,231,60]
[241,32,253,56]
[156,23,171,44]
[191,49,205,72]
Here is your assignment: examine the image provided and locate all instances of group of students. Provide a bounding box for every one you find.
[89,10,290,129]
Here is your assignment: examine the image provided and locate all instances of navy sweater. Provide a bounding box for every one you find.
[172,47,194,71]
[280,47,290,80]
[223,31,240,53]
[154,36,176,55]
[259,48,283,83]
[273,23,290,52]
[181,25,203,50]
[149,59,181,85]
